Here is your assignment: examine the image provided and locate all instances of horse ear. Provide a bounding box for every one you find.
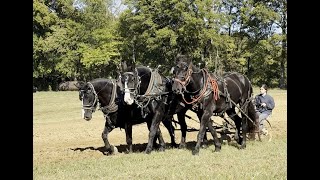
[126,60,135,72]
[169,67,175,74]
[129,63,136,72]
[120,61,128,72]
[116,78,123,91]
[75,81,85,89]
[175,54,181,64]
[121,60,136,72]
[175,54,189,64]
[117,62,121,74]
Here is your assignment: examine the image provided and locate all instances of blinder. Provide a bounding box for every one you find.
[121,69,141,96]
[81,82,99,112]
[172,62,193,94]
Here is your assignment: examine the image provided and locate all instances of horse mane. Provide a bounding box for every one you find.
[136,65,152,73]
[91,78,112,83]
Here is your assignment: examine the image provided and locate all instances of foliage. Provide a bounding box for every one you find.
[33,0,287,90]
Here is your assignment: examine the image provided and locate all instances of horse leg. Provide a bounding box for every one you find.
[225,109,241,143]
[238,102,257,149]
[156,128,166,152]
[177,109,188,149]
[145,108,164,154]
[248,102,260,141]
[233,115,243,145]
[196,109,208,148]
[230,113,248,149]
[206,119,221,152]
[192,110,212,155]
[101,125,115,155]
[124,122,133,153]
[239,116,248,149]
[162,116,177,148]
[147,121,160,149]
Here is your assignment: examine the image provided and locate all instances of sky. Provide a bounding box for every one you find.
[111,0,127,16]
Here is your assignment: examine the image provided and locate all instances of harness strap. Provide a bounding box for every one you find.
[82,82,99,111]
[205,69,219,101]
[145,70,155,95]
[144,70,165,96]
[181,69,219,105]
[101,80,118,115]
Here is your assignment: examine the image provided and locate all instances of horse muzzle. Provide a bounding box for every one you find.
[172,83,185,95]
[82,109,93,121]
[124,93,134,105]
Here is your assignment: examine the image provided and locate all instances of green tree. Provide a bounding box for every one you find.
[118,0,225,74]
[33,0,121,90]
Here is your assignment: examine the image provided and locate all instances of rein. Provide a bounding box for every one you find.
[100,80,118,115]
[123,67,168,118]
[82,82,99,111]
[82,81,110,112]
[173,63,193,88]
[174,65,219,105]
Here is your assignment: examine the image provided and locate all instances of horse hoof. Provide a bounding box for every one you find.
[158,147,165,152]
[103,151,111,155]
[103,146,116,155]
[192,149,199,155]
[171,143,178,148]
[238,144,246,149]
[214,144,221,152]
[145,148,152,154]
[201,144,208,149]
[153,143,159,149]
[214,146,221,152]
[237,138,243,145]
[179,144,186,149]
[111,145,118,154]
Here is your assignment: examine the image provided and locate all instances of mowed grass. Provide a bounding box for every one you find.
[33,87,287,179]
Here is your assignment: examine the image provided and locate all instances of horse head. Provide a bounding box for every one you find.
[75,81,99,121]
[118,61,138,105]
[172,54,197,95]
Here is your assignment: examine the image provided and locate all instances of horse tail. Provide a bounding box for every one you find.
[241,75,258,133]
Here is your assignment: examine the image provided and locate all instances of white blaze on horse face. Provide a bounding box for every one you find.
[81,98,85,119]
[124,81,134,105]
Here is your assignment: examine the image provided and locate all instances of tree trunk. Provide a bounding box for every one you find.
[279,10,287,89]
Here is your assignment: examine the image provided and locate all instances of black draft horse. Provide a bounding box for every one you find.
[172,55,259,155]
[119,63,190,154]
[119,63,212,153]
[75,78,177,155]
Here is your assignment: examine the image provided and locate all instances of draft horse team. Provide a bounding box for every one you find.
[76,54,260,155]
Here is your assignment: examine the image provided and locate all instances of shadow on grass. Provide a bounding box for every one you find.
[70,138,242,155]
[71,142,180,155]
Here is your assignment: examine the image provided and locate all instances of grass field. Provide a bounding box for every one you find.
[33,88,287,179]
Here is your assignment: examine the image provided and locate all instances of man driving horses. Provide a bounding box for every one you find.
[255,84,275,134]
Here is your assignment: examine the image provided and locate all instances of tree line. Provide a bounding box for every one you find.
[33,0,286,91]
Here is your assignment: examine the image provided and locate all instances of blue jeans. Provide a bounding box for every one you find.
[256,112,270,130]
